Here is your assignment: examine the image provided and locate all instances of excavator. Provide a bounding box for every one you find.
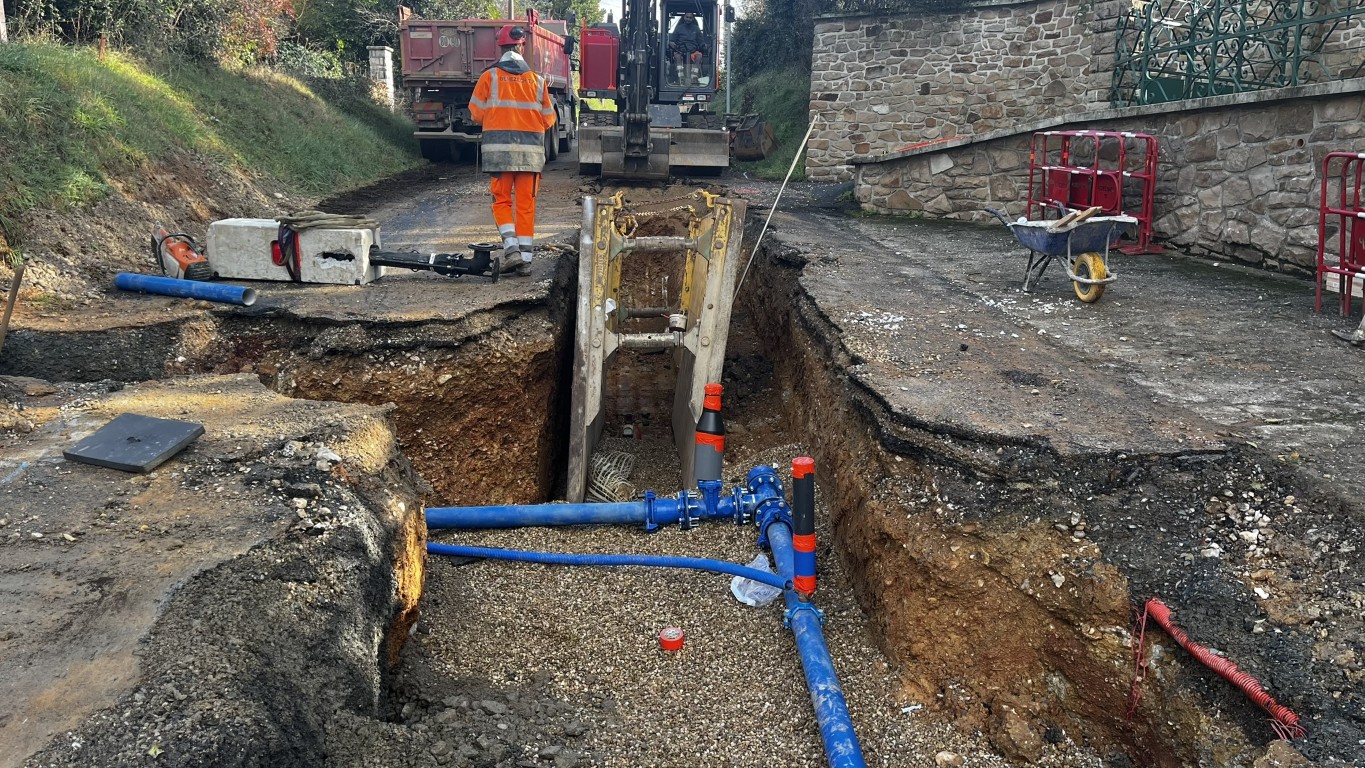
[576,0,738,179]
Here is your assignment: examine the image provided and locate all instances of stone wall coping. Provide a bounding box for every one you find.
[846,76,1365,165]
[816,0,1047,22]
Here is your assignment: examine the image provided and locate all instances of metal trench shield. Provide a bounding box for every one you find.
[568,192,746,503]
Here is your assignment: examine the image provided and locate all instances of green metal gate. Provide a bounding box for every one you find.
[1111,0,1365,106]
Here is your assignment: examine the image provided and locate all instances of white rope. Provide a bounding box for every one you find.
[734,114,822,298]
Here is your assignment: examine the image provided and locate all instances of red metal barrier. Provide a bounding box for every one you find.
[1027,130,1161,254]
[1316,152,1365,315]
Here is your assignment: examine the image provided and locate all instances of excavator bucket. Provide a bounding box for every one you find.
[727,114,775,161]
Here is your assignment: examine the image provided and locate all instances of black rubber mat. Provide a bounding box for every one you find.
[63,413,205,473]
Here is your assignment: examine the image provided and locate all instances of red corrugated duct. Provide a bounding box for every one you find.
[1127,597,1306,740]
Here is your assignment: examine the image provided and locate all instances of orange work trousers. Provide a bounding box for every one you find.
[489,172,541,240]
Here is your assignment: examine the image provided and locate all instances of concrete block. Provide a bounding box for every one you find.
[207,218,386,286]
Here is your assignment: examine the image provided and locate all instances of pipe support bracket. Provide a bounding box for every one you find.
[784,602,827,628]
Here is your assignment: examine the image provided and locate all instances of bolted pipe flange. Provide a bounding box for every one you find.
[755,499,792,551]
[677,491,701,530]
[730,488,755,525]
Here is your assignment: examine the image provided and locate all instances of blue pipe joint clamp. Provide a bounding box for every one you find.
[727,488,755,525]
[783,600,826,628]
[755,499,793,551]
[642,490,662,533]
[696,479,724,519]
[677,490,701,530]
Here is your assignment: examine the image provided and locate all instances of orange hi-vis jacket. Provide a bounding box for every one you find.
[470,54,557,173]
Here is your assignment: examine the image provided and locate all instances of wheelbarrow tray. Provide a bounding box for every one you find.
[989,212,1138,301]
[1004,215,1137,255]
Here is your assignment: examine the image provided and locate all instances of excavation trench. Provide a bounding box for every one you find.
[6,215,1348,766]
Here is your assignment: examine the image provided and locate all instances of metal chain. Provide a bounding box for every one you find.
[628,204,699,220]
[619,190,704,220]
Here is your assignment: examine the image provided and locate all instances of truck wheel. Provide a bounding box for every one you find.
[559,133,573,154]
[456,143,478,163]
[419,139,452,163]
[545,131,560,161]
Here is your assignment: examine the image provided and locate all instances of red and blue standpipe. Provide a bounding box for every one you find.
[425,386,865,768]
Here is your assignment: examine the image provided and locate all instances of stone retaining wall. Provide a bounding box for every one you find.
[807,0,1125,183]
[853,82,1365,274]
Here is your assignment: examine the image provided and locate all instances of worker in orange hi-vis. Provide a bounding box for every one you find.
[470,25,558,277]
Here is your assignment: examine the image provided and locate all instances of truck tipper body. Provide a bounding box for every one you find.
[399,15,577,162]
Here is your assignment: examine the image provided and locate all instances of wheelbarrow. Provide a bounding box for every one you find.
[985,206,1137,303]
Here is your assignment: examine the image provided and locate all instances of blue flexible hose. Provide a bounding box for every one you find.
[427,542,791,590]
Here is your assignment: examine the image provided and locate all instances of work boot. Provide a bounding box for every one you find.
[501,249,531,277]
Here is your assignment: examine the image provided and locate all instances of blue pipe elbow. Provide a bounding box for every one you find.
[114,273,257,306]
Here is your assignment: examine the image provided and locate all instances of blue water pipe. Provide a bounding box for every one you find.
[427,476,772,532]
[427,543,791,590]
[423,463,865,768]
[114,272,258,306]
[766,516,866,768]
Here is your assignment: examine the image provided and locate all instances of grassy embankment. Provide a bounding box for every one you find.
[0,41,420,262]
[726,65,813,181]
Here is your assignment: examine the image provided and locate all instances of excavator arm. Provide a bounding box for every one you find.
[617,0,658,163]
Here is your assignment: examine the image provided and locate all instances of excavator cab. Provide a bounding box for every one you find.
[660,2,718,109]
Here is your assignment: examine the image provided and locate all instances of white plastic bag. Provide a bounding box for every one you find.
[730,554,783,607]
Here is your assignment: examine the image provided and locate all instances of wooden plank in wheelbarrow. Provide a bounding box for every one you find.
[63,412,205,473]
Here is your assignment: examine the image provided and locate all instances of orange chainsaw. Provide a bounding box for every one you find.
[151,226,213,281]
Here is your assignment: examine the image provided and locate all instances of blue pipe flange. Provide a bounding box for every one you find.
[746,464,782,494]
[678,490,701,530]
[731,488,756,525]
[755,499,793,551]
[715,489,754,525]
[783,601,826,629]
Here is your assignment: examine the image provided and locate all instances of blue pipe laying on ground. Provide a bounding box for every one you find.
[765,518,866,768]
[428,543,791,590]
[427,484,763,532]
[424,463,865,768]
[114,272,258,306]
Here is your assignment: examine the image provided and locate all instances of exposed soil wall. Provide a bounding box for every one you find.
[737,231,1364,764]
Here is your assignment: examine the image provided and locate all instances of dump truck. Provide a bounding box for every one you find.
[398,9,578,162]
[576,0,732,179]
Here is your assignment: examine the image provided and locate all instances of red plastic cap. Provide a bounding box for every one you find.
[792,457,815,479]
[704,383,722,396]
[659,626,685,651]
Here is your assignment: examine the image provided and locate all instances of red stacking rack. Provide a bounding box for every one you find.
[1317,151,1365,315]
[1027,130,1162,254]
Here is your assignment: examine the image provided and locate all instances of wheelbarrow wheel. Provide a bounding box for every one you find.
[1072,252,1107,303]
